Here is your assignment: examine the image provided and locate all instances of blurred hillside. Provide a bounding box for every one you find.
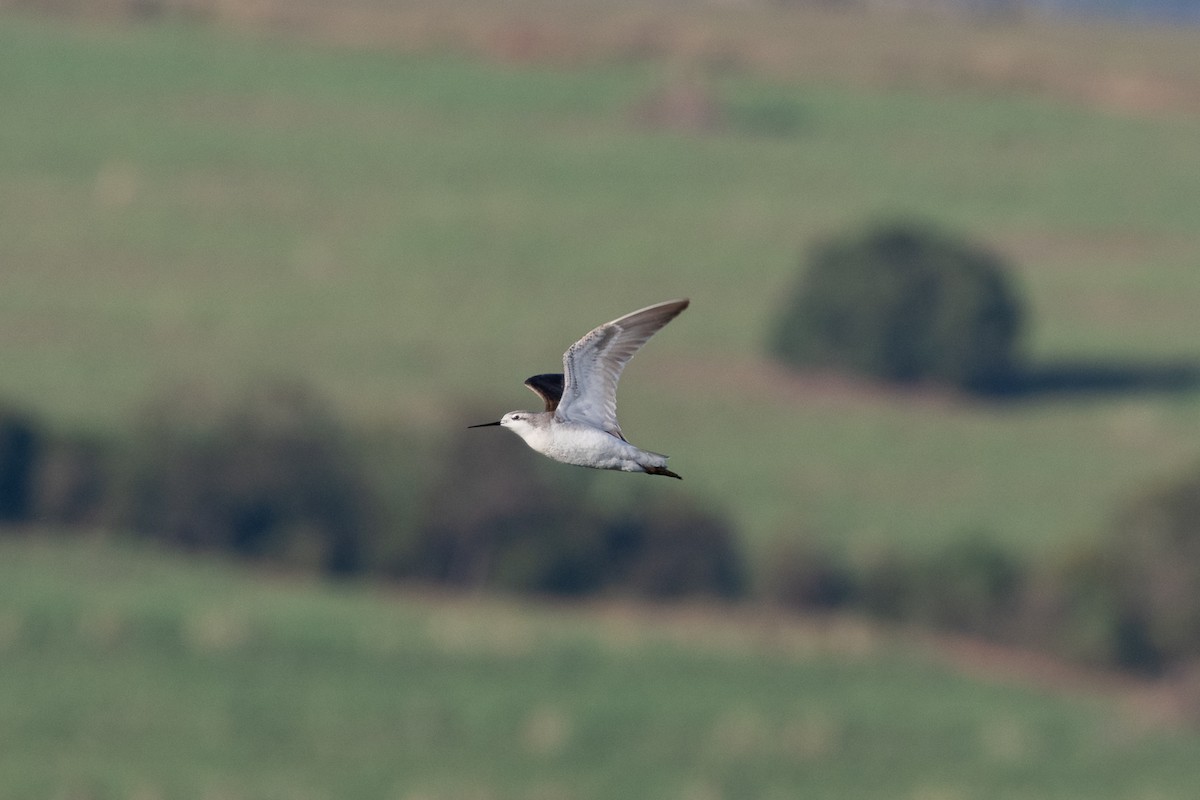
[8,0,1200,113]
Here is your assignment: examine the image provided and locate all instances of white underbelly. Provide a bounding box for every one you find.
[527,424,662,472]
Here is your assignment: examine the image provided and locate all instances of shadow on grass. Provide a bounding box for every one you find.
[989,359,1200,400]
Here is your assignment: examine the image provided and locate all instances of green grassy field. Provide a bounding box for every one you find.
[2,535,1199,800]
[3,12,1200,560]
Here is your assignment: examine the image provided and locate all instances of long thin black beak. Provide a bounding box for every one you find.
[467,420,503,428]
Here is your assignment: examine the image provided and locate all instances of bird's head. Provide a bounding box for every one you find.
[468,411,539,437]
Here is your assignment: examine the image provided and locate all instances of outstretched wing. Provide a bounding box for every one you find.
[524,373,565,412]
[556,298,689,438]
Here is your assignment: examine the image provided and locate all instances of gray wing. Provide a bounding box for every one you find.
[555,298,689,438]
[524,373,565,412]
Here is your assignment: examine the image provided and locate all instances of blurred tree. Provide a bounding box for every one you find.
[120,380,376,575]
[905,533,1026,636]
[770,221,1026,393]
[1105,466,1200,672]
[602,498,744,599]
[0,406,41,523]
[407,423,610,594]
[761,534,855,611]
[1024,464,1200,675]
[404,419,746,599]
[32,435,110,527]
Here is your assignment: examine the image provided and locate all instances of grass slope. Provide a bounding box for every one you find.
[2,15,1200,554]
[4,536,1200,800]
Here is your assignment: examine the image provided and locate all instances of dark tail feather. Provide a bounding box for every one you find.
[644,465,682,480]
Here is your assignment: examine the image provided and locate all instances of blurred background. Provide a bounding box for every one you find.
[4,0,1200,798]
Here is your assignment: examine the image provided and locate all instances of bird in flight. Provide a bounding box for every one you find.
[469,298,689,479]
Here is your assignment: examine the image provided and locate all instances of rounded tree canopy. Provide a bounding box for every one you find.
[770,220,1026,394]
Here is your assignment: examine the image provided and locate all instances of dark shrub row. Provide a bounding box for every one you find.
[0,381,744,600]
[765,466,1200,677]
[764,533,1028,641]
[118,381,375,574]
[7,382,1200,674]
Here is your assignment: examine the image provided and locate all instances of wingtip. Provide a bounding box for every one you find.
[651,297,689,321]
[637,298,690,316]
